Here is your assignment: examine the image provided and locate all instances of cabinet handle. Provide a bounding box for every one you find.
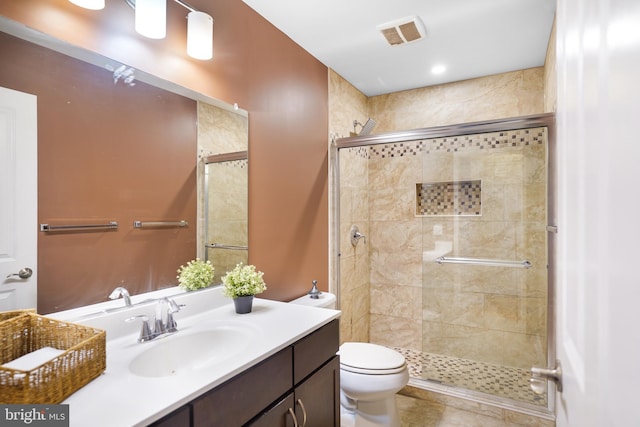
[296,399,307,427]
[287,407,299,427]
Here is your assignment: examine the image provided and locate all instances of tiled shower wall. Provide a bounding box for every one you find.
[367,127,548,370]
[330,70,371,344]
[338,146,371,343]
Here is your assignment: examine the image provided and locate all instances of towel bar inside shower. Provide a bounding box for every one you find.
[434,256,532,269]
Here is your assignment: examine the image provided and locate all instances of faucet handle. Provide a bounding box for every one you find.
[164,298,183,333]
[126,314,154,342]
[165,297,182,314]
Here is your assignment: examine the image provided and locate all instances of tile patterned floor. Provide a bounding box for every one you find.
[393,347,547,407]
[396,393,555,427]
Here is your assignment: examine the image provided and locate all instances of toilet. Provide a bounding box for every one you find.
[290,292,409,427]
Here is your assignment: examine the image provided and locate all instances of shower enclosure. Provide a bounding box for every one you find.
[332,114,555,416]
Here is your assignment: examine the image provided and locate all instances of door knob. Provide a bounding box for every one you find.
[6,267,33,279]
[530,360,563,393]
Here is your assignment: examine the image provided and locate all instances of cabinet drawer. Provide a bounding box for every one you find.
[148,405,191,427]
[192,347,293,426]
[293,320,339,384]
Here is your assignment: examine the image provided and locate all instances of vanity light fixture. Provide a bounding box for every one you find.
[68,0,214,60]
[135,0,166,39]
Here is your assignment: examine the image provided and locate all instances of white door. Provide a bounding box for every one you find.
[0,86,37,310]
[555,0,640,425]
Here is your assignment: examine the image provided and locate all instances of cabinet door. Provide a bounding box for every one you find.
[294,356,340,427]
[247,394,297,427]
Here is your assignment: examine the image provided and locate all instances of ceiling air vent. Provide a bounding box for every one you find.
[377,15,426,46]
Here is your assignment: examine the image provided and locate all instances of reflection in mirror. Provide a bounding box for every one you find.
[204,152,248,276]
[197,103,249,281]
[0,17,249,312]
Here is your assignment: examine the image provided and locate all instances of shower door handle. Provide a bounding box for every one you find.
[530,360,562,394]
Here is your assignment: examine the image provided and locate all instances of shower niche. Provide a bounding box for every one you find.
[333,114,555,416]
[415,180,482,216]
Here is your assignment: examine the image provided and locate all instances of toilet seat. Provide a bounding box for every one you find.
[339,342,406,375]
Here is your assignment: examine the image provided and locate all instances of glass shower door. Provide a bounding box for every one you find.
[419,127,549,408]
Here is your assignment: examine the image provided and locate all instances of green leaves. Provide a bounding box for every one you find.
[177,258,215,291]
[222,263,267,298]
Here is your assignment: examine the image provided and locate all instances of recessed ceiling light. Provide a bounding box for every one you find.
[431,64,446,75]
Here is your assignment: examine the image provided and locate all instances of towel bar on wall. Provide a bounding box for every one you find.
[40,222,119,232]
[133,220,188,228]
[434,256,532,269]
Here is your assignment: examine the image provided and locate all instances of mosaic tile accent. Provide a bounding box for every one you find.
[416,180,482,216]
[222,159,248,169]
[393,347,547,407]
[368,127,547,159]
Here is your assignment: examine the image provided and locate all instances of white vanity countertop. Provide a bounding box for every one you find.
[53,288,340,427]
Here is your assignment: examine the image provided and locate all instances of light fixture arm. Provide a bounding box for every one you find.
[173,0,197,13]
[125,0,198,13]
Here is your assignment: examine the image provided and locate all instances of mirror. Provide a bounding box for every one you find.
[0,17,248,313]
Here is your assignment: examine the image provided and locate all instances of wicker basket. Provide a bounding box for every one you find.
[0,309,36,322]
[0,311,106,403]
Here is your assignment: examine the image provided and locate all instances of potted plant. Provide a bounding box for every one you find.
[222,263,267,314]
[176,258,215,291]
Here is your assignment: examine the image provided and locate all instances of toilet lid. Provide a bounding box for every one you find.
[339,342,405,372]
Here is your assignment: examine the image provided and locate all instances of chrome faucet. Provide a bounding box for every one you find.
[126,297,183,342]
[155,297,181,334]
[109,286,132,306]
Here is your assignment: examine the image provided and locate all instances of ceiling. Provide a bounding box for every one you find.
[241,0,556,97]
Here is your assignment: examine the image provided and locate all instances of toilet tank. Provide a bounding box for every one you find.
[290,292,337,309]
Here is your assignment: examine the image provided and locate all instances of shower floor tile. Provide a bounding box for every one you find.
[393,347,547,406]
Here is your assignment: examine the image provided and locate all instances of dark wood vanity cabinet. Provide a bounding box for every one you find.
[149,319,339,427]
[249,356,340,427]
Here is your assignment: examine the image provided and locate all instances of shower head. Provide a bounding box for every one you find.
[352,118,377,136]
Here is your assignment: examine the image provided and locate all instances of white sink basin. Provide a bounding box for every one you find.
[129,323,257,378]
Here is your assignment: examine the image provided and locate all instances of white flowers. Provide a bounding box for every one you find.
[222,263,267,298]
[177,258,215,291]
